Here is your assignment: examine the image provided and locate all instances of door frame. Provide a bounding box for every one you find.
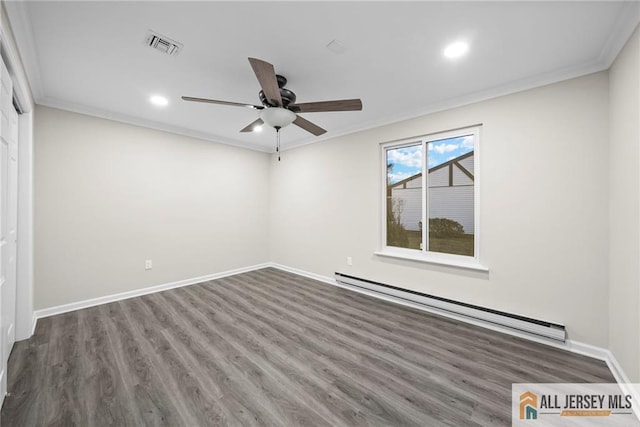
[1,5,35,341]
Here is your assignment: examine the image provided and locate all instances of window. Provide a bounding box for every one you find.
[379,126,484,270]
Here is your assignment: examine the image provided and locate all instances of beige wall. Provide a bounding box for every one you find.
[270,72,610,347]
[609,24,640,382]
[34,106,270,309]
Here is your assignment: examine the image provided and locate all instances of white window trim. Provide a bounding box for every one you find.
[377,126,488,272]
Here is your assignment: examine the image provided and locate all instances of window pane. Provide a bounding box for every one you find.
[386,144,422,249]
[427,135,474,256]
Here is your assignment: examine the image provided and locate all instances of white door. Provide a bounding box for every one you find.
[0,55,18,400]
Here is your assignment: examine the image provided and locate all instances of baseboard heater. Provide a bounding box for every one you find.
[334,272,566,342]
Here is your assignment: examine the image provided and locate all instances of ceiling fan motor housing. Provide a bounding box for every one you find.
[259,75,296,107]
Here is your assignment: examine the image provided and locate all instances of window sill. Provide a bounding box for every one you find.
[374,248,489,272]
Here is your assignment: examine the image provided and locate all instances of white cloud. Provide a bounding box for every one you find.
[388,171,415,183]
[429,143,459,154]
[387,147,422,167]
[460,135,474,149]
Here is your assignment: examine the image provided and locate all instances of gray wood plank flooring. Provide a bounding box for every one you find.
[1,268,616,426]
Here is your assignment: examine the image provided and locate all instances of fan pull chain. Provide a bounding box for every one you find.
[276,127,281,161]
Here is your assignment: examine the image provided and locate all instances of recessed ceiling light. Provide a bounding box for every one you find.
[444,41,469,59]
[150,95,168,107]
[253,125,263,133]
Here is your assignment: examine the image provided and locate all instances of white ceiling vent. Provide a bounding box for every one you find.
[145,30,182,56]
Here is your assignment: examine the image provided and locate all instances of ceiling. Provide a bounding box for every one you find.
[5,1,640,152]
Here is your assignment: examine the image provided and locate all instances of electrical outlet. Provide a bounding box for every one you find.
[145,259,152,270]
[347,256,353,266]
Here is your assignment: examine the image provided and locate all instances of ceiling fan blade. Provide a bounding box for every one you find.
[248,58,283,107]
[240,118,264,133]
[182,96,262,109]
[293,115,326,136]
[290,99,362,113]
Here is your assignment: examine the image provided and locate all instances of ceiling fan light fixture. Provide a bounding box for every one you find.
[260,107,296,129]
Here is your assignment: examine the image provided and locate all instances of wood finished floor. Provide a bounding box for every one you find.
[2,268,616,426]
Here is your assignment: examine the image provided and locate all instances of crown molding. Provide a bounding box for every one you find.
[3,0,43,101]
[597,1,640,68]
[38,97,273,153]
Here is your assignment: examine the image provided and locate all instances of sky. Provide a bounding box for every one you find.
[386,135,474,184]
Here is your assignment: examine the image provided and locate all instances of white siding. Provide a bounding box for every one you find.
[453,164,473,186]
[390,152,475,234]
[392,183,474,234]
[405,176,421,188]
[428,167,449,187]
[459,155,474,174]
[429,186,474,234]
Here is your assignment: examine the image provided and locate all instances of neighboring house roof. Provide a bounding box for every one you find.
[389,150,474,189]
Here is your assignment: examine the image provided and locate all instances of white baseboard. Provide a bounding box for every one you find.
[561,340,611,361]
[561,338,640,421]
[33,263,271,321]
[604,350,640,421]
[29,311,36,338]
[15,311,38,343]
[269,263,337,286]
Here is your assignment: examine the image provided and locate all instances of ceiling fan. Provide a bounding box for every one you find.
[182,58,363,156]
